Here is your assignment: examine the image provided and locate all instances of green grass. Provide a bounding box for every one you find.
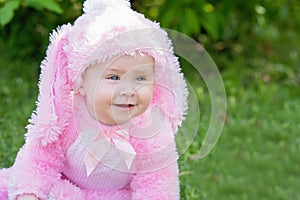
[1,48,300,200]
[0,52,39,167]
[178,65,300,199]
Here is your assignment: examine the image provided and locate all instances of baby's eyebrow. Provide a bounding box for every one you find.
[106,66,153,74]
[133,69,153,74]
[105,66,126,74]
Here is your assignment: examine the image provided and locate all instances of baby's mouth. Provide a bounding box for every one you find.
[113,103,136,109]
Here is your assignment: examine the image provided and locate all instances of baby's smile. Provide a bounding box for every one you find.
[112,103,136,110]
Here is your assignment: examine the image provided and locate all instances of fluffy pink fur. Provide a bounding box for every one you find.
[0,168,10,199]
[0,0,188,199]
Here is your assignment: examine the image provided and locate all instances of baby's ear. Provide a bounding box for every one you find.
[79,86,86,96]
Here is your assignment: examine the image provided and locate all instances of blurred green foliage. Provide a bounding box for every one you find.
[0,0,63,26]
[0,0,83,60]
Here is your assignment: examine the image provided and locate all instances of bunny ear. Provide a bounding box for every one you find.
[26,24,73,147]
[83,0,131,14]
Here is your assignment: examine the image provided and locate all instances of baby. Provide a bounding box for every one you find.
[0,0,188,199]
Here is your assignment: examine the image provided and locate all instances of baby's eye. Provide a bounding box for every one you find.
[136,76,146,81]
[107,75,120,81]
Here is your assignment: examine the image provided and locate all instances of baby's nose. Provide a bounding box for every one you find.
[119,80,136,96]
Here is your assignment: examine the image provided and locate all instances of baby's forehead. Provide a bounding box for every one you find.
[96,54,154,70]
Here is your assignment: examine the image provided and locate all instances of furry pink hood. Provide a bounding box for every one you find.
[26,0,188,146]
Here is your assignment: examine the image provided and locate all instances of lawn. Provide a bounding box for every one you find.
[0,44,299,200]
[179,69,300,199]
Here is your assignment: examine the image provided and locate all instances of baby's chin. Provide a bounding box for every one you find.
[96,113,143,126]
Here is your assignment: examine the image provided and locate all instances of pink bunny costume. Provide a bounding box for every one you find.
[0,0,188,199]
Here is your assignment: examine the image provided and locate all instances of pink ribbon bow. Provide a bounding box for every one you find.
[84,128,136,177]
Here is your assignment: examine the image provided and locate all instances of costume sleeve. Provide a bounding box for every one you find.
[7,141,85,200]
[130,121,180,200]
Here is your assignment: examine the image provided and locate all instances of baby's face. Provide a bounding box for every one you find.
[80,54,154,125]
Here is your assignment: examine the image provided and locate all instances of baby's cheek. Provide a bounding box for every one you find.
[140,88,153,107]
[146,85,154,101]
[96,85,115,99]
